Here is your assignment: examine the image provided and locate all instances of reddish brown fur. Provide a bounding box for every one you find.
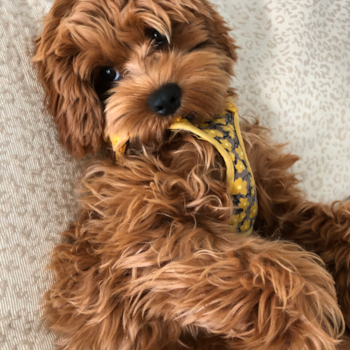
[33,0,350,349]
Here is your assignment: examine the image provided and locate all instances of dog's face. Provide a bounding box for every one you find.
[34,0,237,157]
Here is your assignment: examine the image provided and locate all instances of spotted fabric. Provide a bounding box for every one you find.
[169,102,258,235]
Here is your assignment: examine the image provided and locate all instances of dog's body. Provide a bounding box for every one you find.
[34,0,350,349]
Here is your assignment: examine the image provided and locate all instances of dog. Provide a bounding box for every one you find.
[33,0,350,349]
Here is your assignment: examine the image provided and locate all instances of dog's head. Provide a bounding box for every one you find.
[34,0,238,157]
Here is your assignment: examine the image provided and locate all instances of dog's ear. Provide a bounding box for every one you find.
[33,0,104,158]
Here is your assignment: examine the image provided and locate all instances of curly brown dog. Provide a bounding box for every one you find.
[33,0,350,349]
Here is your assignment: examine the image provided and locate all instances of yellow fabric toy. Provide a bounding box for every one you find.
[169,101,257,235]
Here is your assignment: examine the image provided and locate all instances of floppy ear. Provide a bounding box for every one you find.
[33,0,104,158]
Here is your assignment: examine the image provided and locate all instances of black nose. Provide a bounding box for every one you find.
[148,83,182,116]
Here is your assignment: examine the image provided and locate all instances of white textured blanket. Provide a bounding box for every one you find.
[0,0,349,348]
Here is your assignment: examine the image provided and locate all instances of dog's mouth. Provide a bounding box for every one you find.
[105,95,227,153]
[182,113,196,122]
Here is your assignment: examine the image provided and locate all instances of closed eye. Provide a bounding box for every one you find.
[189,41,210,52]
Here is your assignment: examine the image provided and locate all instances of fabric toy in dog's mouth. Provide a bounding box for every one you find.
[110,100,257,235]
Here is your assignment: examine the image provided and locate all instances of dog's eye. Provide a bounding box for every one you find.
[94,67,121,103]
[150,29,167,46]
[100,67,120,82]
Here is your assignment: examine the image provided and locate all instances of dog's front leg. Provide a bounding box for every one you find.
[122,235,344,350]
[278,201,350,329]
[242,121,350,328]
[44,223,344,350]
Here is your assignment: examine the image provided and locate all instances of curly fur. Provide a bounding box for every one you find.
[33,0,350,349]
